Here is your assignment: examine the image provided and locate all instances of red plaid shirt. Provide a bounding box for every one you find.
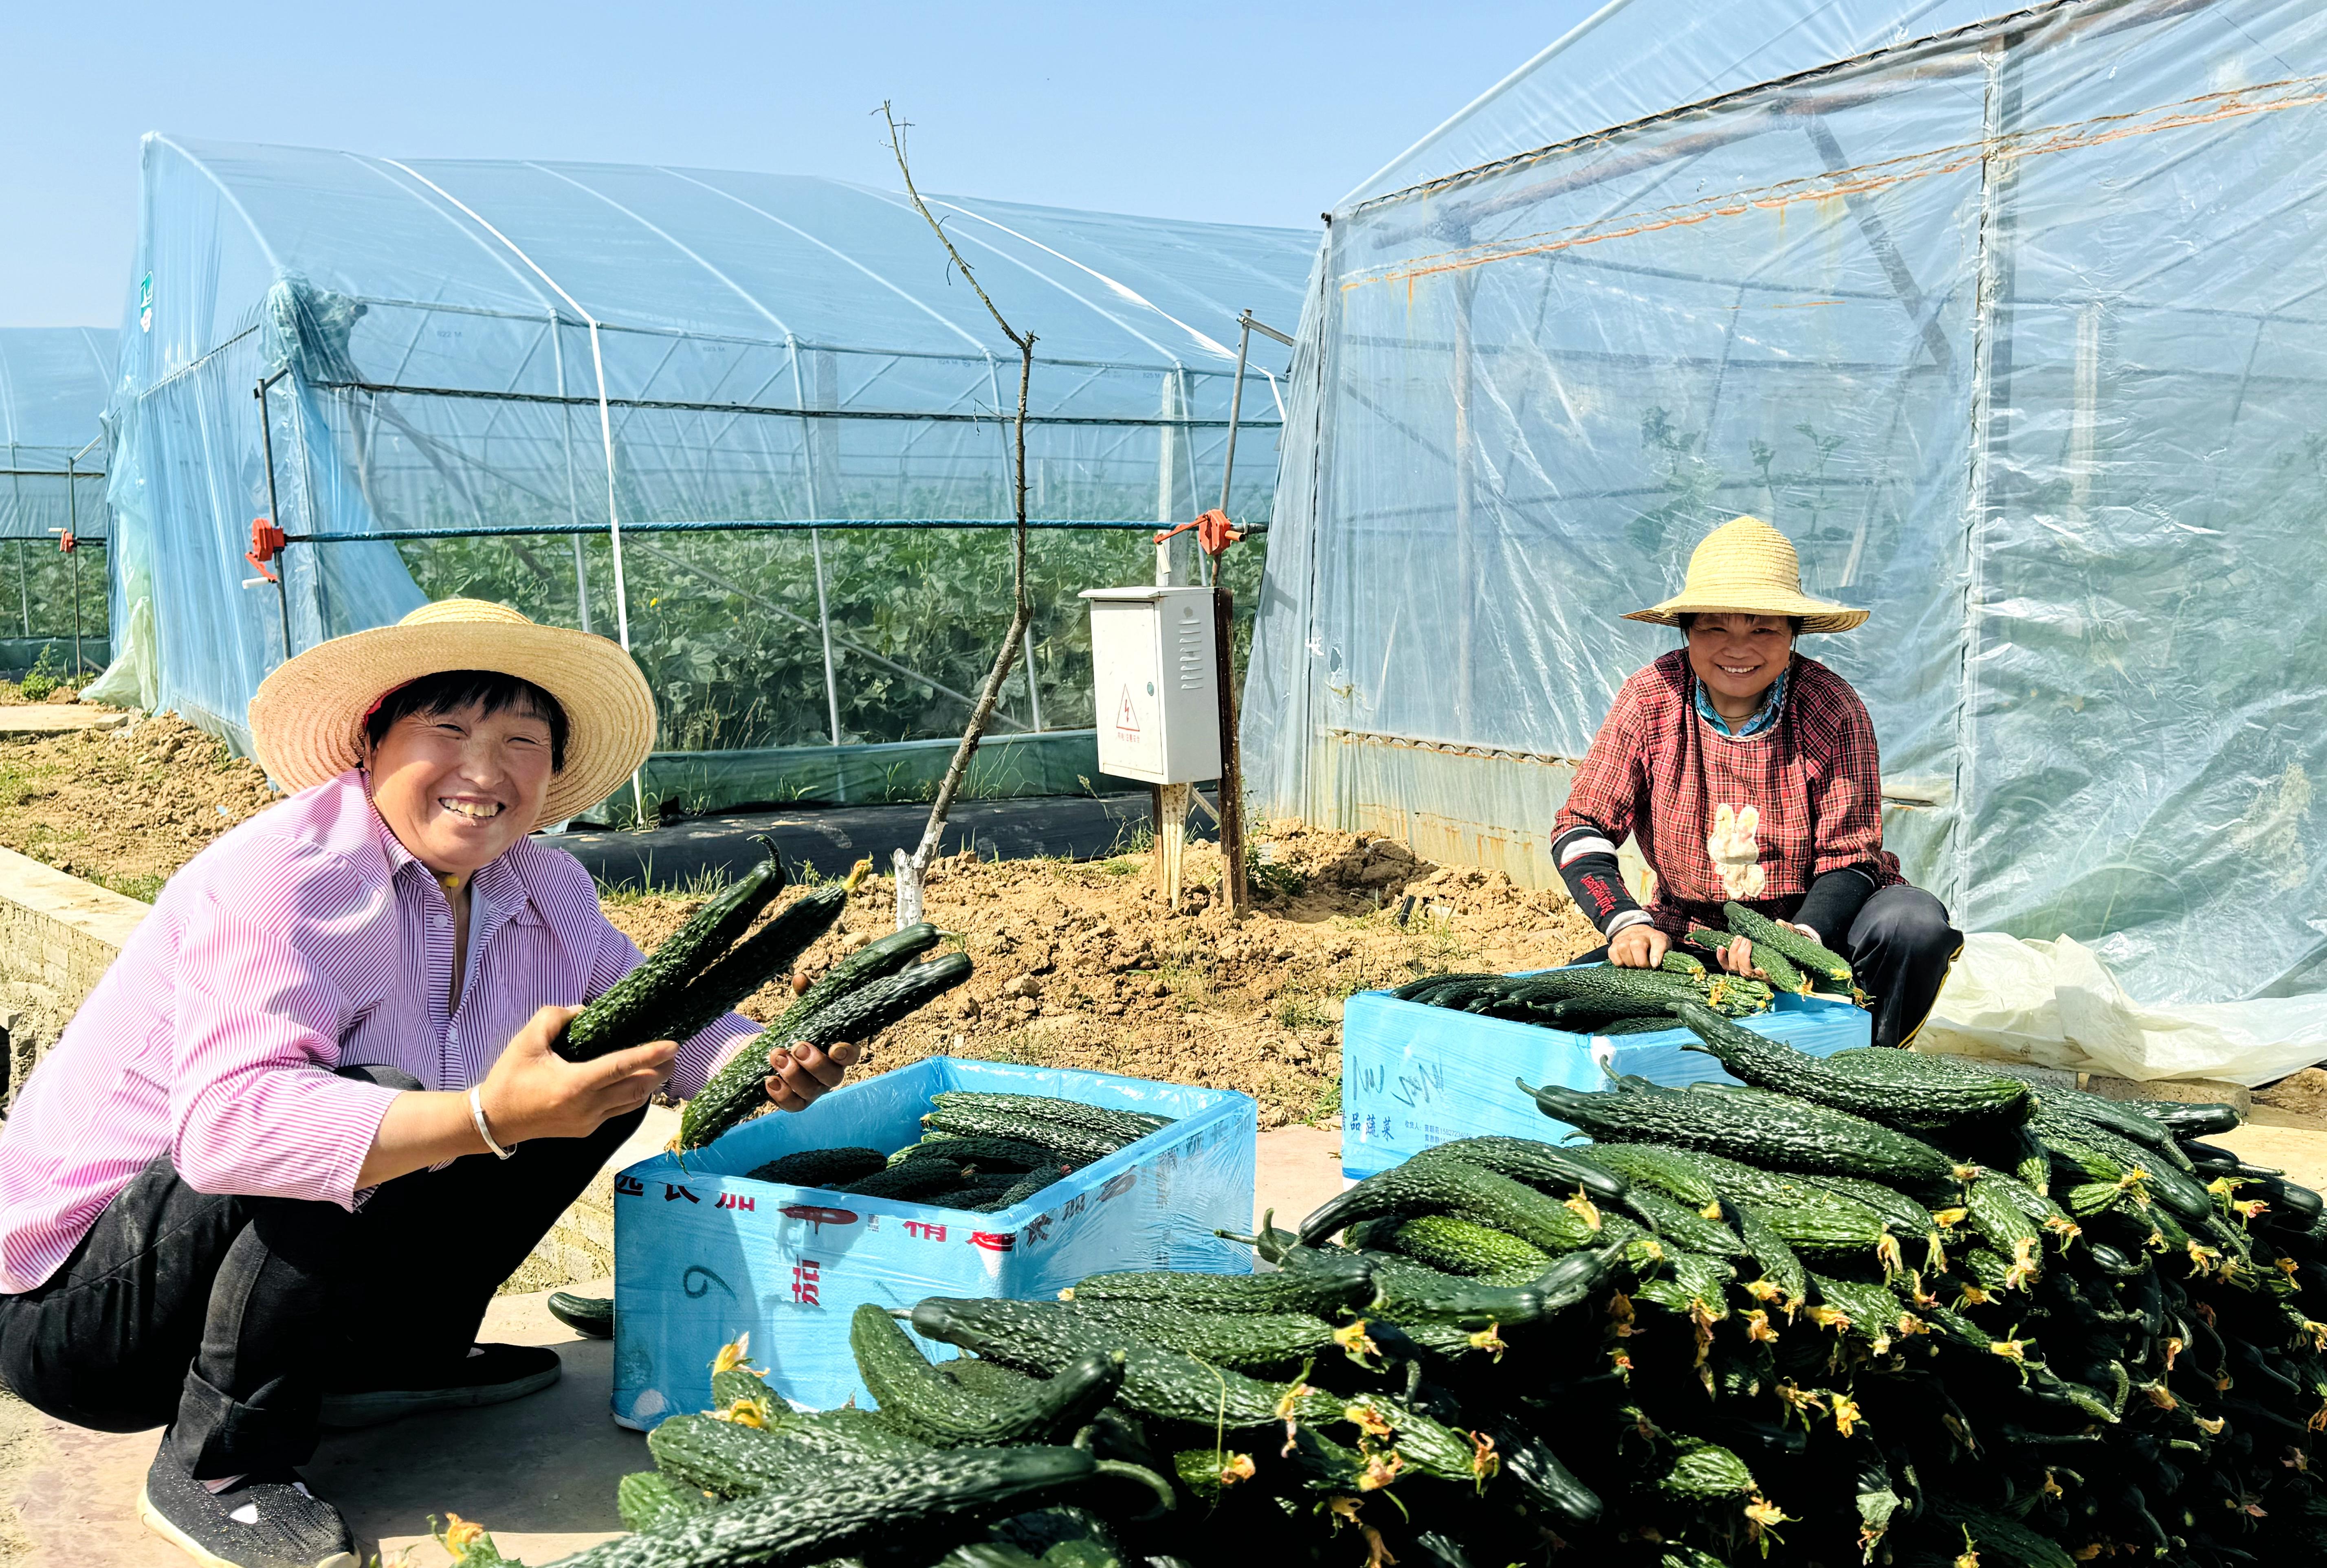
[1555,650,1902,935]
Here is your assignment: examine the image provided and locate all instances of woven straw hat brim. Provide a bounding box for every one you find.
[249,617,655,823]
[1625,514,1868,634]
[1623,595,1868,635]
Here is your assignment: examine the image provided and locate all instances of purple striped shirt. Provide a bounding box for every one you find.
[0,770,761,1293]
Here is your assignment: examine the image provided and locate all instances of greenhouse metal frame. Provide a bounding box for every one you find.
[0,327,114,675]
[1245,0,2327,1005]
[108,137,1312,813]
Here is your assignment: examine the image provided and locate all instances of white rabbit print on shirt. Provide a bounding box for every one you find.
[1707,803,1766,900]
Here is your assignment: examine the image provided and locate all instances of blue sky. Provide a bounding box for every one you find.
[0,1,1597,328]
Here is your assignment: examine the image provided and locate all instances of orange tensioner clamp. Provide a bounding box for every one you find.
[247,517,287,583]
[1153,507,1243,560]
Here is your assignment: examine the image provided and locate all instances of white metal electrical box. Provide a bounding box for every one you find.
[1080,586,1220,784]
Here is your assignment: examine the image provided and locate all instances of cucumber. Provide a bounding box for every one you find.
[617,1471,707,1532]
[680,945,970,1155]
[1723,900,1854,989]
[1064,1255,1378,1316]
[556,1444,1102,1568]
[1521,1076,1966,1189]
[1298,1157,1605,1253]
[927,1091,1171,1145]
[920,1108,1128,1167]
[545,1291,613,1339]
[1721,1198,1809,1305]
[1058,1301,1344,1372]
[1653,1435,1758,1502]
[646,1413,829,1498]
[769,919,941,1044]
[1673,1001,2029,1131]
[744,1147,889,1187]
[1485,1418,1603,1524]
[658,879,862,1054]
[1687,926,1808,996]
[840,1161,972,1201]
[908,1297,1344,1429]
[898,1136,1078,1175]
[559,839,787,1062]
[1412,1135,1630,1205]
[851,1306,1123,1446]
[940,1357,1038,1400]
[975,1169,1069,1212]
[1373,1214,1553,1279]
[1624,1183,1746,1259]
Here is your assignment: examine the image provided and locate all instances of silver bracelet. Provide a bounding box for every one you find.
[469,1084,514,1160]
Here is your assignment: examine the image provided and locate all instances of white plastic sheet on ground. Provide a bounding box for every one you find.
[1920,933,2327,1087]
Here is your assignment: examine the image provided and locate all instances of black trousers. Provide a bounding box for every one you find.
[0,1065,642,1478]
[1583,883,1962,1052]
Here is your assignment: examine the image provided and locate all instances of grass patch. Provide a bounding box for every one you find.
[595,862,736,905]
[88,868,164,904]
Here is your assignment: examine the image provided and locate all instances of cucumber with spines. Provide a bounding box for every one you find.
[559,838,788,1062]
[851,1305,1123,1446]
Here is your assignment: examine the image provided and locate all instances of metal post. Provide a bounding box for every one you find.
[809,527,842,747]
[792,343,845,751]
[13,542,25,641]
[552,321,591,633]
[65,444,84,676]
[1021,623,1044,731]
[254,373,293,663]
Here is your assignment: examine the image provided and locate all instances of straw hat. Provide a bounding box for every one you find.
[249,599,655,823]
[1623,516,1867,634]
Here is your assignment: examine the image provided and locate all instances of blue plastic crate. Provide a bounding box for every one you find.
[1339,975,1870,1180]
[612,1056,1256,1427]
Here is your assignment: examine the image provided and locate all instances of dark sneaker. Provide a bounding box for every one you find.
[137,1448,357,1568]
[318,1342,561,1428]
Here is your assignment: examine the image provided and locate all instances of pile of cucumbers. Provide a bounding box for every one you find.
[438,1008,2327,1566]
[1395,901,1865,1037]
[554,838,974,1155]
[740,1091,1174,1214]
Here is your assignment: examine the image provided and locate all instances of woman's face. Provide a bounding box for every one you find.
[1686,613,1795,707]
[364,699,556,876]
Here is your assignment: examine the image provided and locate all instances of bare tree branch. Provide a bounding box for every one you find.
[880,101,1039,925]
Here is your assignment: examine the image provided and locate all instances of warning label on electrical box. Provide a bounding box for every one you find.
[1114,685,1141,737]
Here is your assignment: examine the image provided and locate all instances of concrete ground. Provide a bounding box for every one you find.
[4,1123,1351,1566]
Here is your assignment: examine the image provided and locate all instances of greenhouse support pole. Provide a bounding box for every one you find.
[13,543,25,640]
[1450,260,1477,740]
[790,340,845,751]
[551,319,592,634]
[254,371,294,664]
[1021,624,1043,731]
[809,528,842,746]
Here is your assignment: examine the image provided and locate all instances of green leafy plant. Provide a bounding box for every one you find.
[18,643,60,703]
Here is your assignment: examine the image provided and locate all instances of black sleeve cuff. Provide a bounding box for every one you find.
[1794,866,1878,947]
[1553,826,1646,937]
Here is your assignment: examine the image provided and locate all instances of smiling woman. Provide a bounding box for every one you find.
[0,598,863,1568]
[1548,517,1961,1053]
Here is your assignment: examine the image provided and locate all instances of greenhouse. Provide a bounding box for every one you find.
[105,135,1311,814]
[1245,0,2327,1006]
[0,326,112,676]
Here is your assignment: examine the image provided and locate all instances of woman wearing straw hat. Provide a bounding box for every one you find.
[1552,517,1961,1052]
[0,600,858,1568]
